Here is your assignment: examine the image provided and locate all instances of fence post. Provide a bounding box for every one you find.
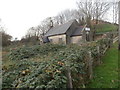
[107,33,112,48]
[97,46,101,65]
[110,33,113,46]
[88,51,93,79]
[66,66,73,88]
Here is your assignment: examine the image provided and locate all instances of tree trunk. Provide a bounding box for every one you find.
[118,1,120,51]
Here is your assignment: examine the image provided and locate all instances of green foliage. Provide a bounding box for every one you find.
[87,42,118,88]
[0,30,12,47]
[8,43,66,60]
[3,38,111,88]
[94,23,118,33]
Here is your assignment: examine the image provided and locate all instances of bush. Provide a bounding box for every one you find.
[8,43,66,60]
[3,38,111,88]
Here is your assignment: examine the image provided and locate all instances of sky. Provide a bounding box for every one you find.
[0,0,77,40]
[0,0,118,40]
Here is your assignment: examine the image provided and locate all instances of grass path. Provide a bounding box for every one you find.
[87,42,119,88]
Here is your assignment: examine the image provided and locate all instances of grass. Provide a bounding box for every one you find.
[94,23,118,33]
[87,42,119,88]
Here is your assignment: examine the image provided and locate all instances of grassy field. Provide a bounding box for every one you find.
[87,42,119,88]
[94,23,118,33]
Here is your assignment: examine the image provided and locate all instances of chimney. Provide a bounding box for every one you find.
[50,19,53,29]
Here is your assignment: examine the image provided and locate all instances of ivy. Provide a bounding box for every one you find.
[3,38,111,88]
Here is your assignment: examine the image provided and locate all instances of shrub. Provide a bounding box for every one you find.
[3,38,111,88]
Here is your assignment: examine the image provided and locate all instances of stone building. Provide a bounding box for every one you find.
[43,19,93,44]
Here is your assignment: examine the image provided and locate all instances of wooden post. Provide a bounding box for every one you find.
[108,33,111,48]
[119,1,120,50]
[97,46,101,65]
[111,33,113,44]
[109,33,113,48]
[108,39,111,48]
[106,33,110,48]
[66,66,73,88]
[88,51,93,79]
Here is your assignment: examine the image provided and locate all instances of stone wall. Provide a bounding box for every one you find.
[71,36,82,44]
[48,34,66,44]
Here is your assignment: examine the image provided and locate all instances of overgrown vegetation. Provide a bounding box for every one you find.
[87,42,118,88]
[8,44,66,60]
[2,38,113,88]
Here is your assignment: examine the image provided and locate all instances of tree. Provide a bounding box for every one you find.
[112,1,118,24]
[76,0,111,24]
[21,26,39,45]
[76,0,111,41]
[24,17,54,44]
[94,1,111,24]
[40,17,54,35]
[0,20,12,47]
[54,9,84,25]
[118,1,120,51]
[0,30,12,47]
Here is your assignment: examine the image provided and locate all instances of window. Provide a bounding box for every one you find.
[59,38,62,42]
[49,39,53,43]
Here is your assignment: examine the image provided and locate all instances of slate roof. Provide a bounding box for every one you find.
[45,20,75,37]
[71,26,83,36]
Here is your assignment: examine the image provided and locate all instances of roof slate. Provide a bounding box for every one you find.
[71,27,83,36]
[45,20,75,36]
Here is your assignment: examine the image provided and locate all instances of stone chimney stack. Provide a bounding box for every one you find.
[50,19,53,28]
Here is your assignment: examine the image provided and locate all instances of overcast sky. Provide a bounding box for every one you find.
[0,0,77,40]
[0,0,117,40]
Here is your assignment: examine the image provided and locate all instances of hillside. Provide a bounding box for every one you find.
[2,36,117,88]
[93,23,118,33]
[2,44,84,88]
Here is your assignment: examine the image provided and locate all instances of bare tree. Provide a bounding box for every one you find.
[54,9,84,26]
[41,17,54,33]
[94,1,111,24]
[26,27,36,37]
[26,17,53,37]
[76,0,111,41]
[76,0,111,24]
[77,0,93,24]
[54,12,66,25]
[113,1,118,24]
